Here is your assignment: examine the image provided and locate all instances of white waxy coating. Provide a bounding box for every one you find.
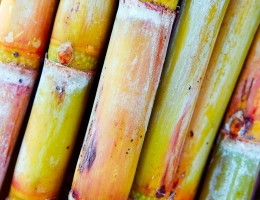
[0,61,37,189]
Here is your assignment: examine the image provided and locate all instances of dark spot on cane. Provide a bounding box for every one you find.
[13,52,19,57]
[156,185,166,198]
[80,137,96,172]
[56,86,63,94]
[190,131,194,137]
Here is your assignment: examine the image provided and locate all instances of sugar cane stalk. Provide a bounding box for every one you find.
[8,0,117,199]
[69,0,178,199]
[173,0,260,199]
[130,0,230,199]
[199,25,260,200]
[0,0,58,190]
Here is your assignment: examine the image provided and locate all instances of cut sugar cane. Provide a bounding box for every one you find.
[0,0,58,190]
[130,0,230,199]
[200,26,260,200]
[8,0,117,199]
[173,0,260,199]
[69,0,178,199]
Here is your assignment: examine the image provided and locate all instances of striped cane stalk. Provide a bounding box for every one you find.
[173,0,260,199]
[200,26,260,199]
[0,0,58,190]
[130,0,230,199]
[69,0,178,199]
[8,0,117,199]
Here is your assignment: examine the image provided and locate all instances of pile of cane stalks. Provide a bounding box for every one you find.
[0,0,259,199]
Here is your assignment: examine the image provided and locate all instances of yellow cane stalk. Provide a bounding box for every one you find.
[8,0,117,199]
[173,0,260,199]
[69,0,178,199]
[200,25,260,200]
[130,0,230,199]
[0,0,58,189]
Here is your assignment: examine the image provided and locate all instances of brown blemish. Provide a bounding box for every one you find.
[176,6,180,14]
[80,137,96,172]
[67,146,70,149]
[156,185,166,198]
[247,78,254,99]
[75,2,80,12]
[190,131,194,137]
[94,100,99,112]
[55,85,65,104]
[244,116,253,130]
[241,79,247,99]
[56,86,64,94]
[131,139,133,142]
